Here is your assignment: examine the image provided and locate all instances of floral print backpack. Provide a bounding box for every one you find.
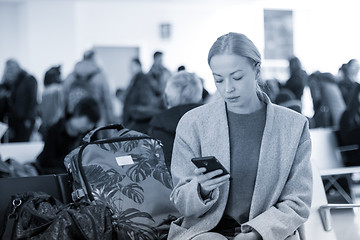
[64,124,179,240]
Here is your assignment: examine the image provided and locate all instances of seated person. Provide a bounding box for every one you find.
[274,88,302,113]
[168,32,312,240]
[148,71,203,171]
[339,83,360,166]
[36,97,100,174]
[284,57,308,101]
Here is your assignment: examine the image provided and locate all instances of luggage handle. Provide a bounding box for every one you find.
[82,124,125,143]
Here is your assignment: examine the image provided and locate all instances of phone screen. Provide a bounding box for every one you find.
[191,156,230,177]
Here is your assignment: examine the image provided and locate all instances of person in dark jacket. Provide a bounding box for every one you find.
[338,59,360,104]
[148,71,203,171]
[284,57,308,101]
[36,97,100,174]
[340,83,360,131]
[0,59,38,142]
[122,58,165,133]
[338,83,360,166]
[148,51,171,95]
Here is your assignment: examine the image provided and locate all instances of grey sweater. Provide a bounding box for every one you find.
[224,106,266,224]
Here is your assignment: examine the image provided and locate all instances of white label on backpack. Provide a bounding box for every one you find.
[115,155,134,166]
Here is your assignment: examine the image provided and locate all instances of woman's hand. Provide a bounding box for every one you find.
[195,167,230,198]
[234,231,262,240]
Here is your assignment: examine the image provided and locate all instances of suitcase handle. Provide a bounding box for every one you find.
[82,124,125,143]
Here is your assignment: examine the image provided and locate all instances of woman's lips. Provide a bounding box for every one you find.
[227,96,240,102]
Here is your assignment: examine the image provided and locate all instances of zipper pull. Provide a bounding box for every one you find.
[9,198,22,220]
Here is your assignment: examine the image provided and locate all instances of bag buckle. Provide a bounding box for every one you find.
[72,189,86,201]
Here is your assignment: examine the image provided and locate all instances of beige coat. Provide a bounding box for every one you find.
[169,93,312,240]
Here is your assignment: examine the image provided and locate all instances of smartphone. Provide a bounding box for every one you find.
[191,156,230,178]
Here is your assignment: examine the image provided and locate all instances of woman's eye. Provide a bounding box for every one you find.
[233,76,243,81]
[214,77,223,83]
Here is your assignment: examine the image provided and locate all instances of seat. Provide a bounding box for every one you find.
[0,173,72,235]
[305,161,337,239]
[309,128,360,203]
[306,128,360,239]
[306,161,360,239]
[334,128,360,167]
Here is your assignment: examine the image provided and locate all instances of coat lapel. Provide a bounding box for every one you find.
[204,100,231,171]
[249,95,277,219]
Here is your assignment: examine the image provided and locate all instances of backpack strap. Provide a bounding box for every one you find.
[77,124,131,202]
[82,124,126,143]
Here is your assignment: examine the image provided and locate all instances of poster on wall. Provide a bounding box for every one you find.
[160,23,172,39]
[264,9,294,60]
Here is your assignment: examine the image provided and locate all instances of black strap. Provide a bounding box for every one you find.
[1,197,22,240]
[82,124,125,143]
[1,216,16,240]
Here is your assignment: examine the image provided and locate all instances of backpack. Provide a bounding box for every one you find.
[66,71,98,114]
[64,124,179,240]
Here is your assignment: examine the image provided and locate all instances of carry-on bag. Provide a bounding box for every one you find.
[1,191,114,240]
[64,124,179,240]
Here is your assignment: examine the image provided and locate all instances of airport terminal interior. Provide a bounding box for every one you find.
[1,0,360,239]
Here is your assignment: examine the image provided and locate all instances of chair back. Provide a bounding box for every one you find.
[304,161,337,240]
[309,128,343,171]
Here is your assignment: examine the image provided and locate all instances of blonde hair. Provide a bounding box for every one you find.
[208,32,261,67]
[165,71,203,108]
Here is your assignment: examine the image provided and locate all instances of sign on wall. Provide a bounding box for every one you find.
[264,9,294,60]
[160,23,172,39]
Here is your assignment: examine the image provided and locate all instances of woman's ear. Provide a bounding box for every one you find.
[254,63,261,79]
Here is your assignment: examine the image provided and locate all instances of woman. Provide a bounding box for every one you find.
[168,33,312,240]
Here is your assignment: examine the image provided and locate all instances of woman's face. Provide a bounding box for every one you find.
[209,54,259,113]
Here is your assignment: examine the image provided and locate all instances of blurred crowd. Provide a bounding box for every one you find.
[0,50,359,173]
[262,57,360,166]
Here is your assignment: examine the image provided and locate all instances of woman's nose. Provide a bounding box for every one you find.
[225,79,235,93]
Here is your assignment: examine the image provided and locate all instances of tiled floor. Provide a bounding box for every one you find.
[328,178,360,240]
